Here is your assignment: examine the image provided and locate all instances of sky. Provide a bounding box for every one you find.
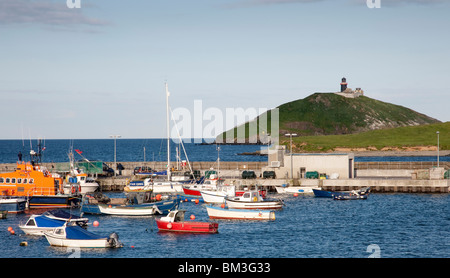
[1,0,449,139]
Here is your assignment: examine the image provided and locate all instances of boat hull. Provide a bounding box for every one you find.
[43,224,122,248]
[0,198,27,213]
[63,184,99,195]
[83,196,181,216]
[178,193,204,203]
[275,186,320,194]
[44,233,111,248]
[98,204,159,216]
[224,198,283,210]
[206,205,275,220]
[28,195,80,208]
[313,187,371,199]
[155,219,218,233]
[201,190,227,204]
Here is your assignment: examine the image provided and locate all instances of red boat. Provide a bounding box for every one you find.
[155,210,219,233]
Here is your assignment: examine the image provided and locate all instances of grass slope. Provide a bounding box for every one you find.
[285,122,450,152]
[279,93,439,135]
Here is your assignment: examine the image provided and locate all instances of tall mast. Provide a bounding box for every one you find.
[165,82,171,181]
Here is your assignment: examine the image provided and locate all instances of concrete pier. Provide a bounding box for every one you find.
[1,160,448,193]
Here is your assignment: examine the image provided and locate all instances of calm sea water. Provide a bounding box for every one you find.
[0,139,449,163]
[1,193,449,259]
[0,139,267,163]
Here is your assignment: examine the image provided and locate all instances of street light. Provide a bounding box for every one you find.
[285,133,298,179]
[109,135,121,176]
[436,131,440,168]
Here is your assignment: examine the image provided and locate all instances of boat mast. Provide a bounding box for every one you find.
[165,82,171,182]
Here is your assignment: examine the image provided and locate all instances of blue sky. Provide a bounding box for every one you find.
[1,0,449,139]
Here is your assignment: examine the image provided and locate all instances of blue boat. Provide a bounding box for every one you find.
[44,223,123,248]
[19,210,89,235]
[0,197,27,213]
[28,195,80,209]
[177,192,204,203]
[313,187,371,199]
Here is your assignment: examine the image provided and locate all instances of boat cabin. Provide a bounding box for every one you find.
[160,210,186,223]
[0,162,63,197]
[239,191,262,202]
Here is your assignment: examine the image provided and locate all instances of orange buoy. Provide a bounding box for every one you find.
[293,193,299,197]
[221,204,225,208]
[93,221,99,227]
[190,214,195,220]
[7,226,13,232]
[10,229,15,235]
[195,199,199,204]
[156,194,162,201]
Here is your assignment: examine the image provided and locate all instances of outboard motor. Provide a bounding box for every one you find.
[107,232,123,248]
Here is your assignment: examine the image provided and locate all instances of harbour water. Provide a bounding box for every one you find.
[1,139,449,260]
[1,192,449,258]
[0,138,449,163]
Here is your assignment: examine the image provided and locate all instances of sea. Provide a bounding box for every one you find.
[0,139,449,263]
[0,138,449,164]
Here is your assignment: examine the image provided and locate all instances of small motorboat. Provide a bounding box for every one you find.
[333,193,368,200]
[224,190,284,210]
[43,209,89,227]
[19,210,89,235]
[206,205,276,221]
[275,185,321,194]
[81,192,181,216]
[44,223,123,248]
[200,185,236,204]
[313,187,371,198]
[155,209,219,233]
[98,203,162,216]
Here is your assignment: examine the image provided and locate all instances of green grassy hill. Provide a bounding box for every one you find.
[287,121,450,152]
[217,92,444,150]
[278,93,439,136]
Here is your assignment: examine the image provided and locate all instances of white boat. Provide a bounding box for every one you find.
[63,173,99,194]
[124,178,184,193]
[19,210,89,235]
[224,190,284,210]
[275,185,321,194]
[200,185,236,203]
[63,149,99,195]
[97,203,162,216]
[206,205,276,220]
[44,223,122,248]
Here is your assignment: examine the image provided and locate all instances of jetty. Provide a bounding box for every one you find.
[1,160,447,193]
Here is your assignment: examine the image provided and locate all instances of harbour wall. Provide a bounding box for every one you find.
[1,161,448,193]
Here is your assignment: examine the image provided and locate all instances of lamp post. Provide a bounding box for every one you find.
[285,133,297,179]
[109,135,121,176]
[436,131,440,168]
